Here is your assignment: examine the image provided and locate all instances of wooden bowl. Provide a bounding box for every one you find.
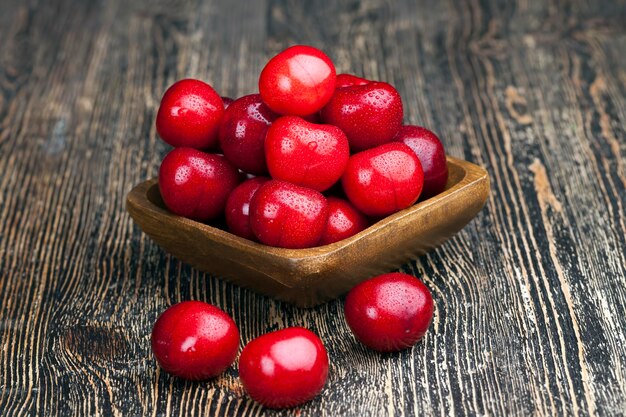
[126,156,489,307]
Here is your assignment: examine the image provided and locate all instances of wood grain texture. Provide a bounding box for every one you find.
[0,0,625,416]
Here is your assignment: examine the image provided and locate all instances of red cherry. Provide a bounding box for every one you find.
[320,81,403,152]
[335,73,369,88]
[395,125,448,199]
[239,327,329,408]
[259,45,336,116]
[225,177,270,240]
[341,142,424,217]
[156,79,224,150]
[219,94,279,175]
[151,301,240,380]
[158,148,240,221]
[249,180,328,249]
[265,116,349,192]
[319,197,369,245]
[344,273,434,352]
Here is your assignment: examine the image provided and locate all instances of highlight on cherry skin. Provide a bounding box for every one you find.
[151,301,240,380]
[249,179,329,249]
[264,116,350,192]
[156,79,225,150]
[341,142,424,217]
[344,272,434,352]
[259,45,337,116]
[334,73,370,88]
[321,80,403,152]
[219,93,279,175]
[395,125,448,199]
[158,147,240,222]
[238,327,329,409]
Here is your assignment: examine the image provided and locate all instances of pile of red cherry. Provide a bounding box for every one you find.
[157,45,448,249]
[151,45,443,408]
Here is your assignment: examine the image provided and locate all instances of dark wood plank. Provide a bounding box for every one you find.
[1,0,625,415]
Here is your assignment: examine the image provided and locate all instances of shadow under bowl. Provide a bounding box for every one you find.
[126,156,489,307]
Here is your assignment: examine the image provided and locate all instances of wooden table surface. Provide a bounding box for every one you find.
[1,0,625,415]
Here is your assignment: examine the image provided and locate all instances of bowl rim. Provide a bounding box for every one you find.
[126,156,488,261]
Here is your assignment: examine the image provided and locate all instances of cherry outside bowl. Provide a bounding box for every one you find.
[126,156,489,307]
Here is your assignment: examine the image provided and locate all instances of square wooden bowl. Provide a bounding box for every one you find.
[126,156,489,307]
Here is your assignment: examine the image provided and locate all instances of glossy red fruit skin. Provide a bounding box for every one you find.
[320,81,403,152]
[238,327,329,409]
[334,73,369,88]
[151,301,240,380]
[265,116,350,192]
[344,273,434,352]
[219,94,279,175]
[395,125,448,199]
[319,197,369,245]
[225,177,270,240]
[259,45,336,116]
[156,79,224,150]
[159,148,240,222]
[341,142,424,217]
[249,180,328,249]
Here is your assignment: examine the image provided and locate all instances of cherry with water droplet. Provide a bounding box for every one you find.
[320,81,403,152]
[341,142,424,217]
[319,197,369,245]
[265,116,349,192]
[158,148,240,221]
[259,45,336,116]
[156,79,224,150]
[249,180,328,248]
[151,301,240,380]
[219,94,280,175]
[344,273,434,352]
[395,125,448,199]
